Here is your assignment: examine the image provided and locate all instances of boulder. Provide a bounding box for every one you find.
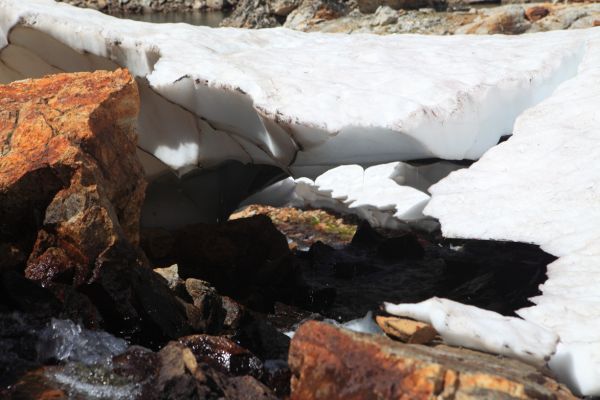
[152,215,304,311]
[375,316,437,344]
[0,69,145,286]
[0,70,197,345]
[288,321,577,399]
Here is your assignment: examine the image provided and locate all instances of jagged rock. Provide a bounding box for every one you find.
[0,70,199,345]
[157,339,277,399]
[0,69,145,286]
[288,320,577,399]
[220,0,281,28]
[179,334,264,378]
[375,316,438,344]
[284,0,350,29]
[160,215,304,312]
[154,264,184,291]
[268,0,301,16]
[184,278,225,332]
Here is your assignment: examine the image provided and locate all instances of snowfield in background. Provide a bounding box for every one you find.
[2,0,600,395]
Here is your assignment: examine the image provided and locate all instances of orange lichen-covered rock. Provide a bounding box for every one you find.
[288,321,576,400]
[0,69,145,285]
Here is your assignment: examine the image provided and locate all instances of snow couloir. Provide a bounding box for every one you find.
[3,0,600,394]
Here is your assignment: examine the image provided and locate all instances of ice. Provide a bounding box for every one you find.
[50,364,141,400]
[292,163,431,229]
[384,297,558,366]
[425,31,600,395]
[0,0,598,226]
[37,318,128,365]
[341,311,383,335]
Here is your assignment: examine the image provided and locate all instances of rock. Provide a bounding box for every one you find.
[371,6,399,26]
[525,5,550,22]
[375,316,438,344]
[284,0,350,30]
[0,69,145,287]
[170,215,301,311]
[221,375,278,400]
[458,5,531,34]
[178,334,264,378]
[220,0,281,28]
[288,321,577,399]
[268,0,301,16]
[0,70,189,346]
[154,264,183,291]
[221,296,245,330]
[357,0,383,13]
[234,312,291,361]
[184,278,224,332]
[263,359,292,397]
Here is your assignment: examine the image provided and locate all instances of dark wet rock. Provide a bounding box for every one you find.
[299,223,553,320]
[266,302,321,333]
[221,375,278,399]
[288,320,577,400]
[83,260,192,348]
[179,334,264,378]
[157,337,277,400]
[143,215,309,312]
[263,359,292,397]
[112,346,160,384]
[234,312,291,361]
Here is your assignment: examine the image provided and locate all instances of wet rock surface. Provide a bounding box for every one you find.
[288,320,577,400]
[298,222,553,320]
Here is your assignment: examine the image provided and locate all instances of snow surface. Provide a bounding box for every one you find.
[0,0,593,177]
[425,30,600,396]
[384,298,558,366]
[293,163,430,228]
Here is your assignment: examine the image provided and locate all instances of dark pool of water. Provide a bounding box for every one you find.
[112,11,229,27]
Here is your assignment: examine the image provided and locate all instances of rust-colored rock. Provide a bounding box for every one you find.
[525,5,550,22]
[288,321,577,400]
[0,69,145,285]
[375,315,438,344]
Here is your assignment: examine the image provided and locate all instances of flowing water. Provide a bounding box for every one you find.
[112,11,229,27]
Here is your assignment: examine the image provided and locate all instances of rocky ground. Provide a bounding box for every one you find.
[0,70,578,398]
[57,0,600,34]
[222,0,600,34]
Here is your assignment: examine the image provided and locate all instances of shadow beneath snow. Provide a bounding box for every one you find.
[296,221,555,321]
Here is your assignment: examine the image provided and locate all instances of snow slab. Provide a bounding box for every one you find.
[384,297,559,366]
[425,29,600,396]
[292,163,431,229]
[1,0,599,227]
[0,0,595,178]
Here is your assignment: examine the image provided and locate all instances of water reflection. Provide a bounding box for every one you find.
[112,11,229,27]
